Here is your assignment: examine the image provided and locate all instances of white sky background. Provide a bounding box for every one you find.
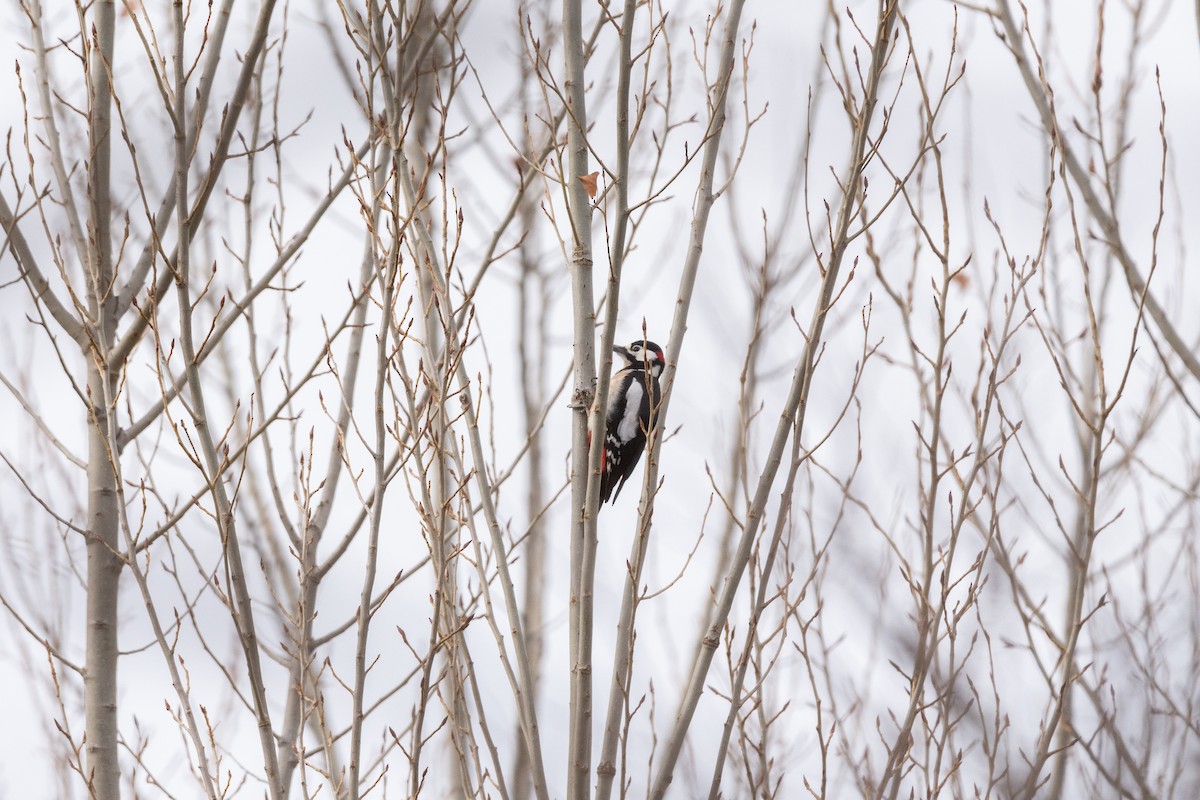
[2,1,1200,798]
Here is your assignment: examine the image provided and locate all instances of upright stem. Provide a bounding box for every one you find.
[396,144,552,800]
[562,1,598,798]
[583,0,636,537]
[83,3,121,799]
[348,5,394,798]
[169,4,282,793]
[272,102,388,800]
[590,2,637,797]
[513,166,548,800]
[347,239,396,800]
[597,0,750,793]
[705,427,805,799]
[648,3,894,796]
[28,0,87,259]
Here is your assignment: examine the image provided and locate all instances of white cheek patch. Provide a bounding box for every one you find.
[617,380,644,441]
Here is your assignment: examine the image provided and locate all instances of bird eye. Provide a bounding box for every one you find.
[631,344,641,351]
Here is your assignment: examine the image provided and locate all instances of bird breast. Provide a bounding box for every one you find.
[615,378,644,442]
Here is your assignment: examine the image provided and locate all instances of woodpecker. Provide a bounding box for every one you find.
[596,339,665,505]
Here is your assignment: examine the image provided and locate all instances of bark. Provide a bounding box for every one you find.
[562,2,598,799]
[83,3,122,798]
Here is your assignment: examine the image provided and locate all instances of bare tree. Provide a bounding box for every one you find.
[4,1,1200,798]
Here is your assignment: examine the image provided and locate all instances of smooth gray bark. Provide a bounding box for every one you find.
[83,3,122,798]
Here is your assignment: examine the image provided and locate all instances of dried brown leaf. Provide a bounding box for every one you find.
[579,172,599,199]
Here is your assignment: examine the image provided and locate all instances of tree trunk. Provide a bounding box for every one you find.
[84,367,121,800]
[83,2,121,798]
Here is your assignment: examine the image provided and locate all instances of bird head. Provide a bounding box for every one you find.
[614,339,665,376]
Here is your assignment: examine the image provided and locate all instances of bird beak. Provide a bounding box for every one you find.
[613,345,632,360]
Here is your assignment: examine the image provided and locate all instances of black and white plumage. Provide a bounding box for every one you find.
[598,339,665,505]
